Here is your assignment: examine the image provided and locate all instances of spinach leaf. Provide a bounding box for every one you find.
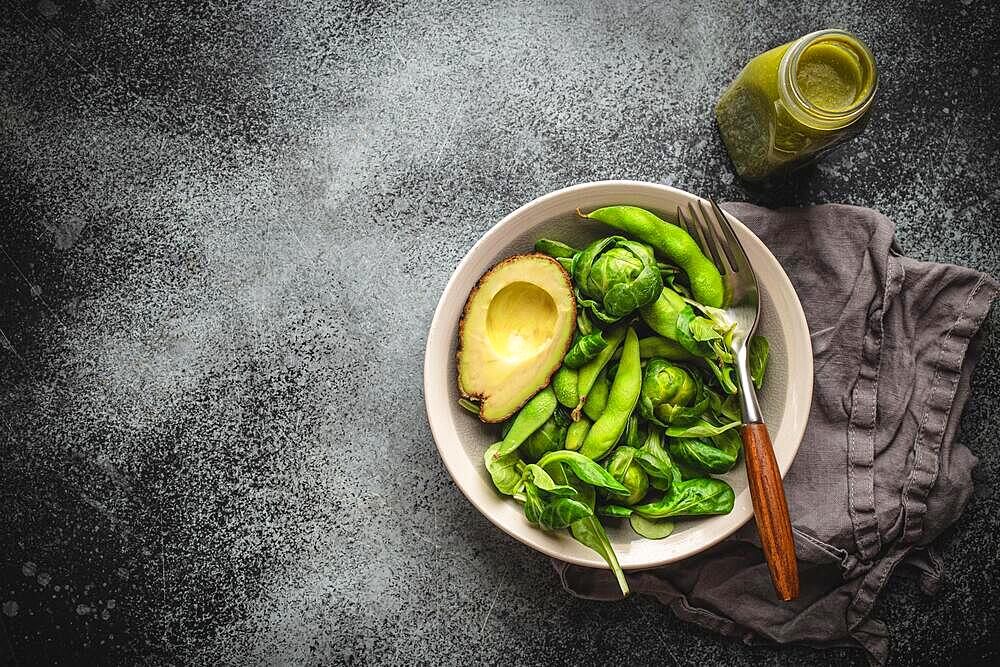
[570,516,629,597]
[522,464,577,497]
[597,504,634,517]
[629,514,675,539]
[706,387,741,423]
[688,316,722,342]
[748,335,769,389]
[631,478,735,518]
[704,358,739,395]
[563,332,608,369]
[664,419,741,439]
[484,442,525,495]
[668,436,739,474]
[539,498,594,530]
[534,238,579,259]
[523,481,545,525]
[536,450,629,495]
[634,429,680,488]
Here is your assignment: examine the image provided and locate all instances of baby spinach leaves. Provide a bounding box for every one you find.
[632,478,735,518]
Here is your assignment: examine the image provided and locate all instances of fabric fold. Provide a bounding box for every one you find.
[554,203,997,664]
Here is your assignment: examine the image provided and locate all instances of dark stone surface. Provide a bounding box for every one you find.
[0,0,997,664]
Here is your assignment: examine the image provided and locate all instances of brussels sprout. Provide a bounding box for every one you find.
[602,446,649,505]
[572,236,663,323]
[639,359,709,426]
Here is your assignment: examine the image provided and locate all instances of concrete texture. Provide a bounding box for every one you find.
[0,0,997,664]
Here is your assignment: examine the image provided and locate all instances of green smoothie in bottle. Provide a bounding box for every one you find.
[716,29,877,181]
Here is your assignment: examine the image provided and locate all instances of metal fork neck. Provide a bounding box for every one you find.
[736,345,763,424]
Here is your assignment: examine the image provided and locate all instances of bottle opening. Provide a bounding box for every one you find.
[780,30,877,128]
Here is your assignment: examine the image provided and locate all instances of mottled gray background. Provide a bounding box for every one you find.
[1,0,998,664]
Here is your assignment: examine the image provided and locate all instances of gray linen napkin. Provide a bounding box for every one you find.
[553,203,998,664]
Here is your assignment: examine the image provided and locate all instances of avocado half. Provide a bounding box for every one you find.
[458,253,577,423]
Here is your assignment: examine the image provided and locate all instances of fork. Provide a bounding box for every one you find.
[678,199,800,602]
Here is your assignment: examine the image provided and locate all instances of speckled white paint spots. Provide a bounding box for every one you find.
[0,0,997,664]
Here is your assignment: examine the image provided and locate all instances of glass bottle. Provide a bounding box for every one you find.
[715,29,878,181]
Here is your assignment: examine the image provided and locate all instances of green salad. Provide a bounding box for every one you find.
[457,205,769,597]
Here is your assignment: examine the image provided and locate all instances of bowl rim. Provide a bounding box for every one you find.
[424,179,813,569]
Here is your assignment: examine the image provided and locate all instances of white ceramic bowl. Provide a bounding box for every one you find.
[424,180,812,570]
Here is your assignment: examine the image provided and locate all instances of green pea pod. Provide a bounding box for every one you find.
[563,332,607,369]
[492,387,557,459]
[570,516,629,597]
[580,327,642,461]
[631,478,735,518]
[564,417,591,451]
[552,366,580,408]
[639,287,702,354]
[484,442,525,495]
[748,335,769,389]
[534,238,579,259]
[458,398,481,415]
[536,450,629,494]
[638,336,693,361]
[582,368,610,421]
[578,205,724,308]
[573,324,626,419]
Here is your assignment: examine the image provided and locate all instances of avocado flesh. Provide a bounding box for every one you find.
[458,254,576,423]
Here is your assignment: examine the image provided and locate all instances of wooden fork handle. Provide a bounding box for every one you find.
[741,422,799,601]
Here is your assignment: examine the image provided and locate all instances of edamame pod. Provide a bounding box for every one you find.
[565,416,591,451]
[580,327,642,461]
[582,368,610,421]
[573,324,626,420]
[638,336,693,361]
[579,205,724,308]
[552,366,579,408]
[639,286,688,342]
[492,387,557,459]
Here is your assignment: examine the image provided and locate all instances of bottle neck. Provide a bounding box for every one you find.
[777,29,877,131]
